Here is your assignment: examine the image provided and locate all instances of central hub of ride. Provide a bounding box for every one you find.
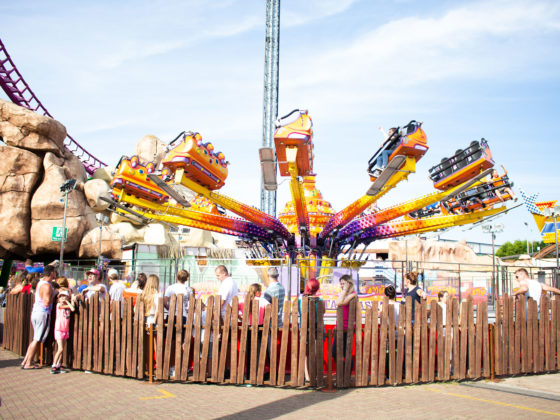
[278,175,335,237]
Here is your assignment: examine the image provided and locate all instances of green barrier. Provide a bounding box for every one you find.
[0,259,13,288]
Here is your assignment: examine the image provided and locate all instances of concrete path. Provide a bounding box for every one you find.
[1,349,560,419]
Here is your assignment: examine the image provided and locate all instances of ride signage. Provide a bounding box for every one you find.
[51,227,68,241]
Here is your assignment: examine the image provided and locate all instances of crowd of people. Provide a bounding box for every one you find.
[10,263,288,374]
[7,261,560,376]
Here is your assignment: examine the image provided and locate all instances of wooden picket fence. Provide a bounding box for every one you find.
[2,292,559,387]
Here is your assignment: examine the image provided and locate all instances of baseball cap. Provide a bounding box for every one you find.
[108,268,119,279]
[86,268,100,277]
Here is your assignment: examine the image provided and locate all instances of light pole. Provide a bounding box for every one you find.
[59,179,77,276]
[482,223,503,301]
[96,213,110,269]
[544,205,560,286]
[524,222,530,255]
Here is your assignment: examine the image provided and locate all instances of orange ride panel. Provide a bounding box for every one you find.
[441,177,513,215]
[389,121,428,161]
[274,109,314,177]
[429,139,494,191]
[111,156,168,203]
[367,120,427,181]
[162,131,228,190]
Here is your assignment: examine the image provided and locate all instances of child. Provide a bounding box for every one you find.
[52,290,75,374]
[437,290,449,325]
[381,284,400,326]
[140,274,161,325]
[239,283,270,380]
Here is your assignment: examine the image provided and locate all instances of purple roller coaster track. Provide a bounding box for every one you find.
[0,38,106,174]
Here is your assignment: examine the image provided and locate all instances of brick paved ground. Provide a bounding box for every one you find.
[1,349,560,419]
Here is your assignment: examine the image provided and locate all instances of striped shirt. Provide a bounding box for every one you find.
[264,281,285,326]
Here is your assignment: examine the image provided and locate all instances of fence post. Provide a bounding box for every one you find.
[149,323,154,383]
[336,304,344,388]
[490,324,495,380]
[458,264,461,302]
[325,329,335,392]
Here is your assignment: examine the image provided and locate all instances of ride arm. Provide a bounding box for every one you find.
[117,194,272,241]
[115,207,264,240]
[286,146,310,237]
[337,168,493,241]
[174,169,290,239]
[321,155,417,238]
[340,206,506,245]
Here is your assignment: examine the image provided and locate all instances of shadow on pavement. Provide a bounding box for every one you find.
[213,388,350,420]
[0,357,23,369]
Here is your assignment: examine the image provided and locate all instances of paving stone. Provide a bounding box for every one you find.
[1,349,560,419]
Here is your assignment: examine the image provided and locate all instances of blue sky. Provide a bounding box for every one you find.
[2,0,559,246]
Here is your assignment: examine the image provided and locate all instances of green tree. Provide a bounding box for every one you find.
[496,239,547,257]
[496,241,514,257]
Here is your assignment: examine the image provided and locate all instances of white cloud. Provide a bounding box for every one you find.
[280,0,560,124]
[99,40,186,70]
[282,0,358,26]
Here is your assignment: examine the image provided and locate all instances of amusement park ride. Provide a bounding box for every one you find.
[0,38,519,266]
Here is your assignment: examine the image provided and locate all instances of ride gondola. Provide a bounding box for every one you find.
[367,120,428,181]
[428,139,494,190]
[441,175,514,214]
[274,109,314,177]
[162,131,229,190]
[111,156,169,203]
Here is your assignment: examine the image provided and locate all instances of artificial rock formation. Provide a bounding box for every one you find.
[111,222,146,244]
[84,178,112,212]
[388,238,493,268]
[135,134,166,166]
[78,225,123,260]
[0,99,66,155]
[0,100,223,260]
[0,100,113,259]
[30,152,89,254]
[92,166,113,184]
[0,146,43,256]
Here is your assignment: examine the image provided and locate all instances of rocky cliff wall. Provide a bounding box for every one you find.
[0,100,178,260]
